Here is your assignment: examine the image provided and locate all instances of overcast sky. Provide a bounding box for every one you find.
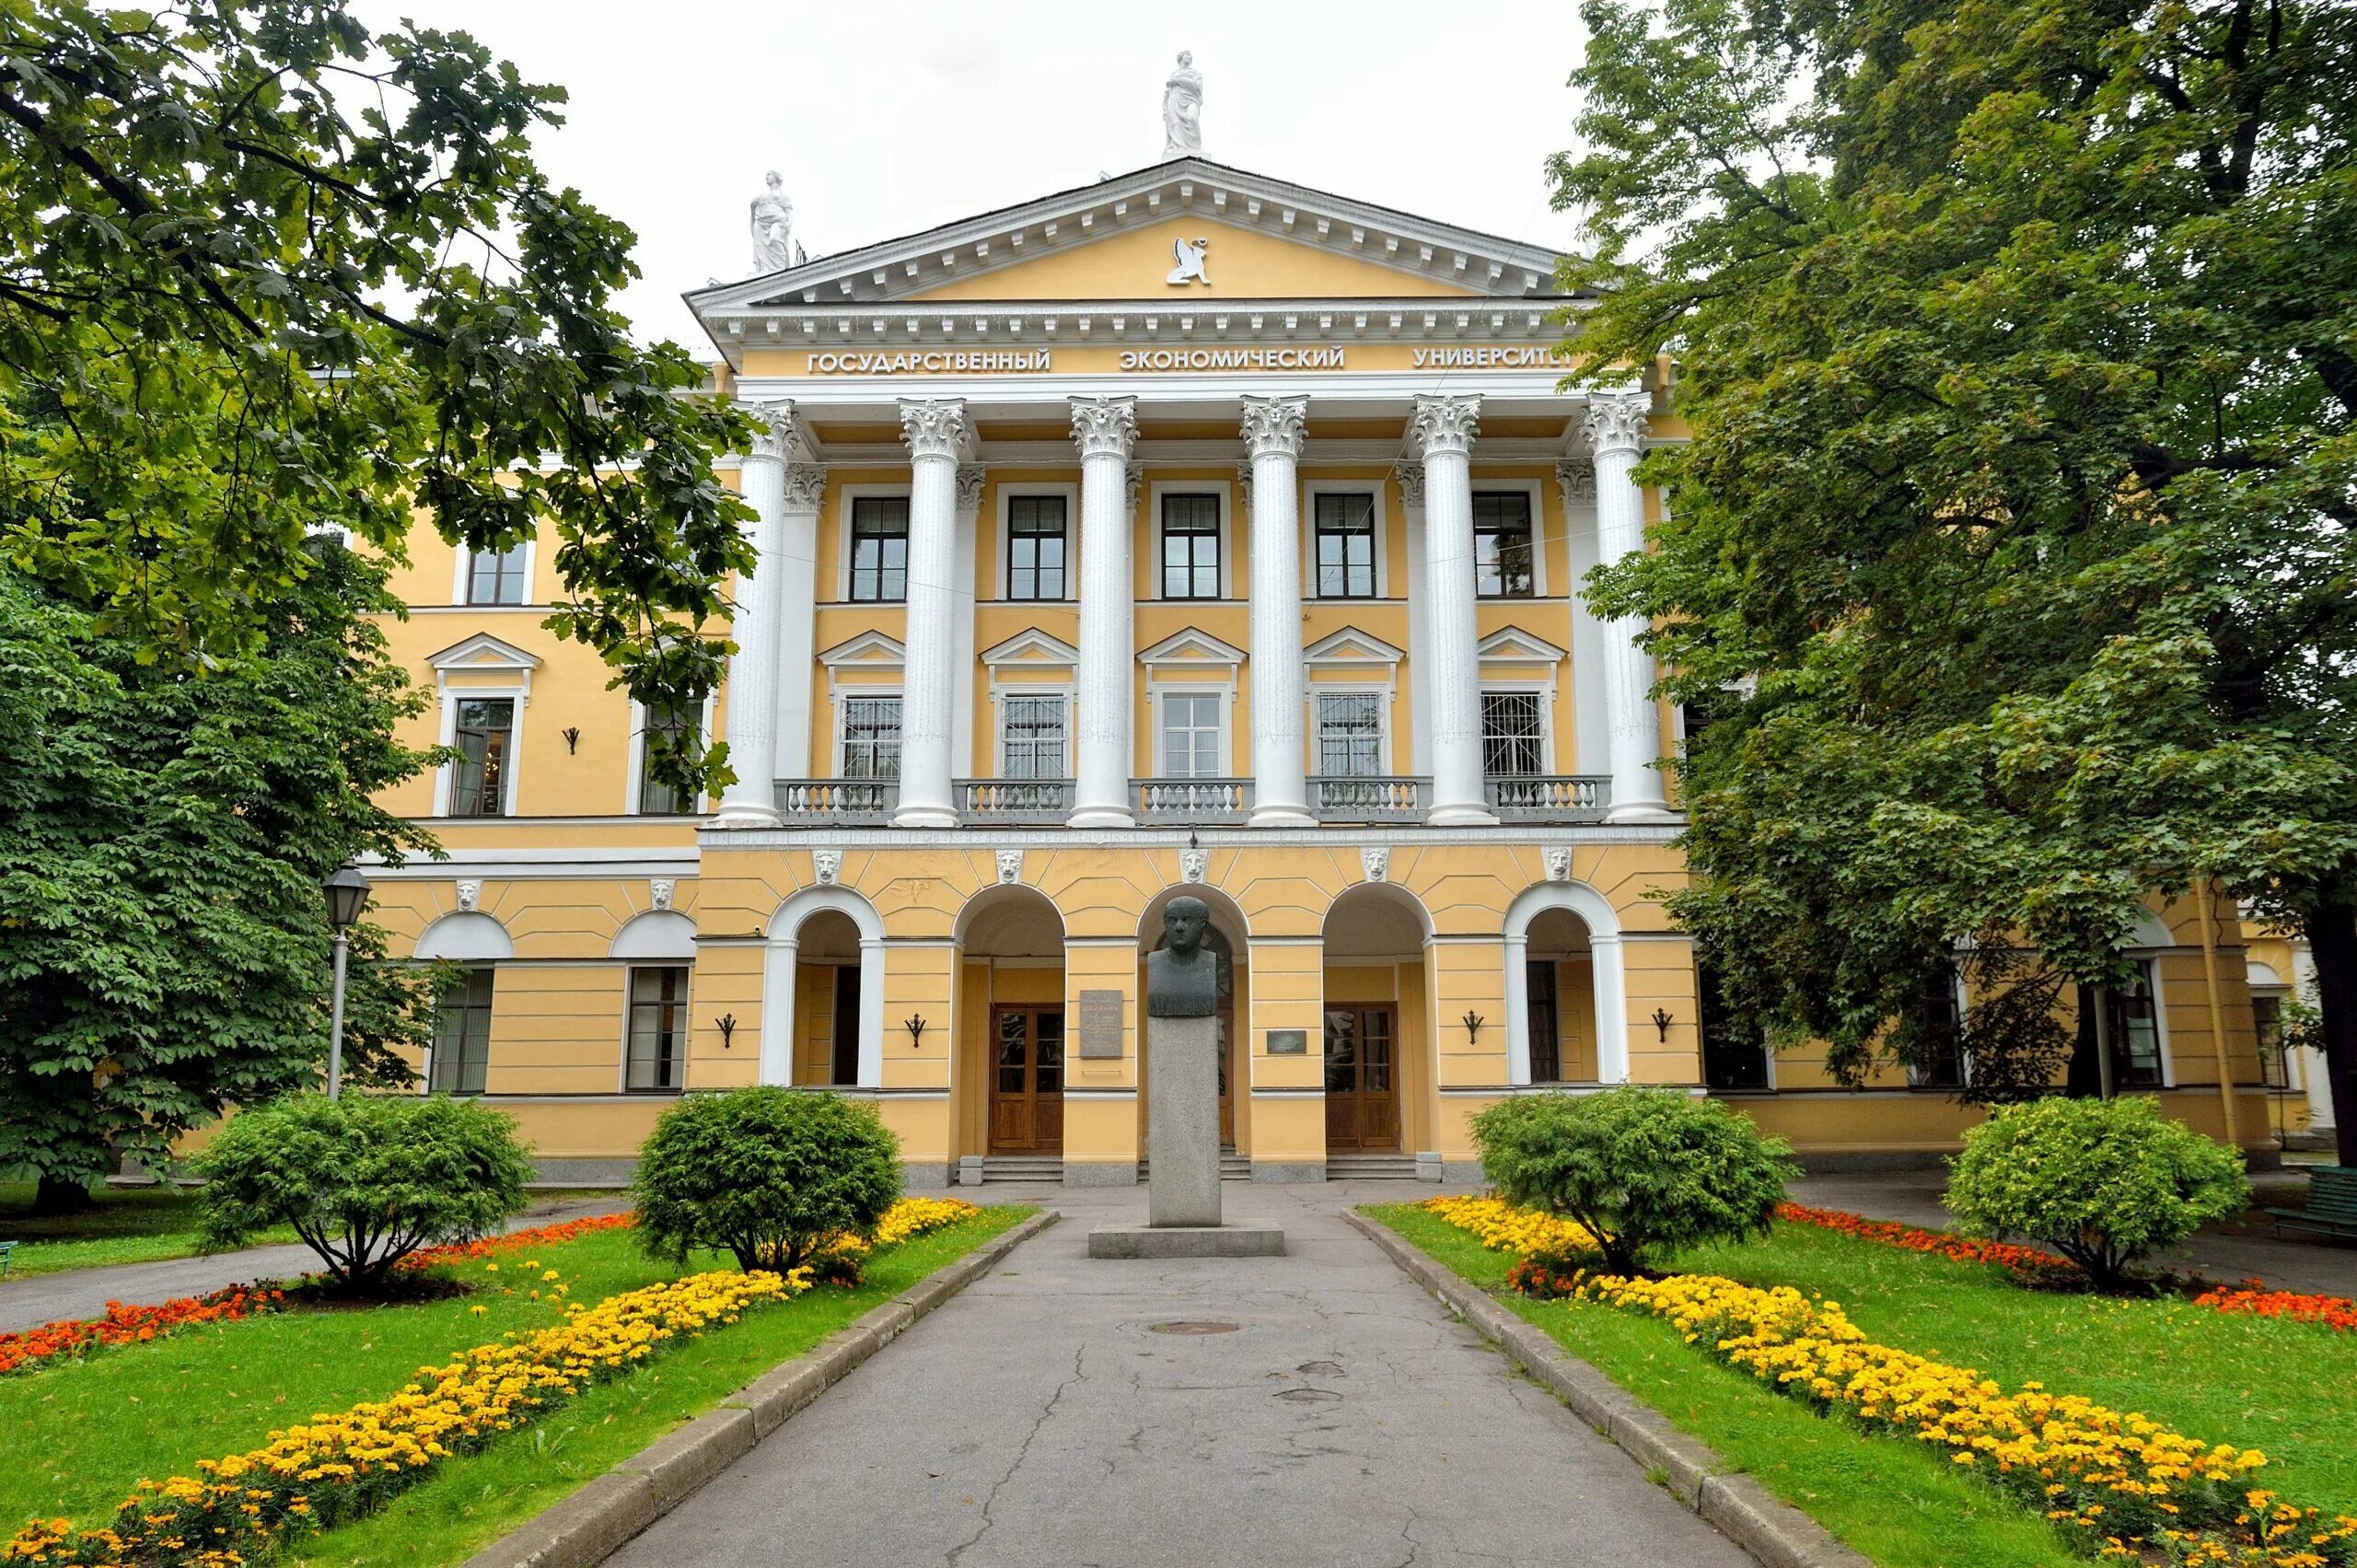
[349,1,1593,355]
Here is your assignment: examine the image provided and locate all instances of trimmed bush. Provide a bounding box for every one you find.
[196,1093,533,1294]
[1945,1095,2248,1291]
[1469,1085,1797,1272]
[633,1087,902,1273]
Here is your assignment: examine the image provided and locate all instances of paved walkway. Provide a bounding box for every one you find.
[0,1197,628,1332]
[609,1182,1749,1568]
[1790,1172,2357,1297]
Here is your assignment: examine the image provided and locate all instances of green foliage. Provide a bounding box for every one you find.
[0,546,439,1202]
[195,1093,533,1292]
[1469,1085,1796,1272]
[1552,0,2357,1160]
[0,1,753,798]
[1945,1097,2248,1289]
[633,1088,903,1274]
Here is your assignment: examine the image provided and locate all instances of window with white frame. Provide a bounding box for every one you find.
[1001,694,1069,779]
[624,966,688,1092]
[1907,968,1968,1088]
[465,541,529,606]
[1480,691,1546,776]
[840,694,902,778]
[1160,494,1222,599]
[450,698,516,816]
[430,967,495,1095]
[636,703,702,815]
[1160,692,1225,777]
[1313,493,1378,599]
[1315,691,1384,777]
[1006,495,1068,601]
[1472,492,1536,598]
[848,496,910,602]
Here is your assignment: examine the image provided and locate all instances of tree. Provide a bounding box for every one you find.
[1553,0,2357,1160]
[0,2,754,800]
[0,540,438,1210]
[633,1088,904,1275]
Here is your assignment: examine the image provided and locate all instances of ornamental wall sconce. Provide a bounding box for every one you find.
[1462,1010,1484,1044]
[716,1013,737,1049]
[905,1015,928,1050]
[1652,1007,1675,1042]
[561,726,581,754]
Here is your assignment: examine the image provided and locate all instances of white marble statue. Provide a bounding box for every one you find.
[1166,235,1211,285]
[1162,51,1202,159]
[750,170,795,274]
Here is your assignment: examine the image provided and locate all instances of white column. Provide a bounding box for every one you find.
[1586,393,1676,822]
[1070,396,1139,827]
[1243,396,1314,828]
[1503,935,1532,1085]
[894,399,969,829]
[1556,459,1610,776]
[1593,933,1631,1083]
[951,465,984,777]
[1395,462,1432,773]
[714,403,794,827]
[758,936,798,1085]
[773,462,827,777]
[1411,395,1497,826]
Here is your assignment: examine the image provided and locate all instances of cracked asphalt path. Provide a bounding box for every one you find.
[607,1182,1749,1568]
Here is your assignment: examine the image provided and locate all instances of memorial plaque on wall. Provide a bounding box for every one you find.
[1267,1028,1307,1055]
[1077,989,1125,1058]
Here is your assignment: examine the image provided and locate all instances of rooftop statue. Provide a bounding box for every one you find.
[750,171,795,274]
[1162,51,1202,160]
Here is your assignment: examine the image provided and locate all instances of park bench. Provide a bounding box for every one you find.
[2270,1166,2357,1244]
[0,1239,13,1279]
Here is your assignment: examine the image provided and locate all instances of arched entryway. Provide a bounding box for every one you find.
[760,887,885,1087]
[956,886,1067,1156]
[1504,882,1627,1086]
[1136,885,1251,1157]
[1321,884,1434,1156]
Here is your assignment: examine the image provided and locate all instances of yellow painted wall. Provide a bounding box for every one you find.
[906,215,1483,303]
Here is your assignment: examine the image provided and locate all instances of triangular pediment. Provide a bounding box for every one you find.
[1304,626,1406,667]
[981,628,1081,668]
[1139,625,1247,667]
[1477,626,1569,666]
[427,633,540,672]
[818,630,906,668]
[690,158,1573,321]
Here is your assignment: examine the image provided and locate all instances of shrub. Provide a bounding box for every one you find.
[1945,1095,2249,1291]
[633,1087,902,1274]
[196,1093,533,1294]
[1469,1085,1797,1272]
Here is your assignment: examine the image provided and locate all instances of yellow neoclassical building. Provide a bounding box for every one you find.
[360,144,2282,1184]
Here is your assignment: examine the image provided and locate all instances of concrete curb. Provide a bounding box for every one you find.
[464,1207,1060,1568]
[1341,1209,1870,1568]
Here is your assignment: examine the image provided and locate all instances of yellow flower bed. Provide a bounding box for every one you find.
[1418,1200,2357,1566]
[1419,1195,1601,1260]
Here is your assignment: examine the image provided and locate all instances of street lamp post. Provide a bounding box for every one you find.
[322,866,373,1100]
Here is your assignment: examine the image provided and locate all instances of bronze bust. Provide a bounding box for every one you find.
[1145,896,1220,1018]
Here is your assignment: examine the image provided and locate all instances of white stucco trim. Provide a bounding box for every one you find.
[1504,882,1627,1086]
[761,885,888,1090]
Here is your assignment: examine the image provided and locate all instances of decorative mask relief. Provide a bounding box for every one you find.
[1543,847,1572,883]
[649,879,675,912]
[1361,845,1391,884]
[996,849,1024,886]
[812,850,842,887]
[455,879,481,912]
[1180,846,1210,886]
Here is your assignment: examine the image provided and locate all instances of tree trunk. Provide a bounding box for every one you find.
[31,1174,97,1215]
[2304,900,2357,1169]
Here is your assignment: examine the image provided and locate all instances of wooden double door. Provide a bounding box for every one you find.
[989,1005,1064,1154]
[1324,1004,1400,1153]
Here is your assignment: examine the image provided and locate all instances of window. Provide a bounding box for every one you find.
[1473,492,1535,598]
[1314,493,1377,599]
[430,968,495,1095]
[1002,694,1068,779]
[636,704,702,815]
[1161,692,1224,777]
[1526,960,1562,1083]
[1480,691,1545,776]
[1006,495,1068,601]
[848,496,910,602]
[466,542,528,606]
[2073,962,2165,1092]
[2254,993,2290,1088]
[1161,494,1221,599]
[841,694,901,778]
[1315,692,1384,777]
[625,966,688,1092]
[1909,969,1967,1089]
[450,697,516,817]
[1698,958,1771,1091]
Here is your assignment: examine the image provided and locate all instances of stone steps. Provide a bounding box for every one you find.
[1139,1149,1255,1182]
[978,1156,1063,1184]
[1326,1154,1422,1180]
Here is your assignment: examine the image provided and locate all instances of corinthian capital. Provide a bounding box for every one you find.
[1239,395,1308,459]
[898,398,971,461]
[1069,395,1138,460]
[1391,460,1426,510]
[955,464,987,514]
[748,399,798,462]
[1583,392,1652,456]
[1554,458,1596,508]
[782,463,829,511]
[1408,395,1480,459]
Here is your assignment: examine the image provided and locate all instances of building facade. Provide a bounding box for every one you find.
[362,154,2280,1182]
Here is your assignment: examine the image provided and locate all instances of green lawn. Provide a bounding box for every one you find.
[3,1204,1034,1566]
[1368,1203,2357,1568]
[0,1184,620,1280]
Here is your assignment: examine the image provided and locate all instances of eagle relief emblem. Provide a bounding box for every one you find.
[1166,236,1211,286]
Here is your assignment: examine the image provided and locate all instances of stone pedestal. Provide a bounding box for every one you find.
[1148,1013,1222,1227]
